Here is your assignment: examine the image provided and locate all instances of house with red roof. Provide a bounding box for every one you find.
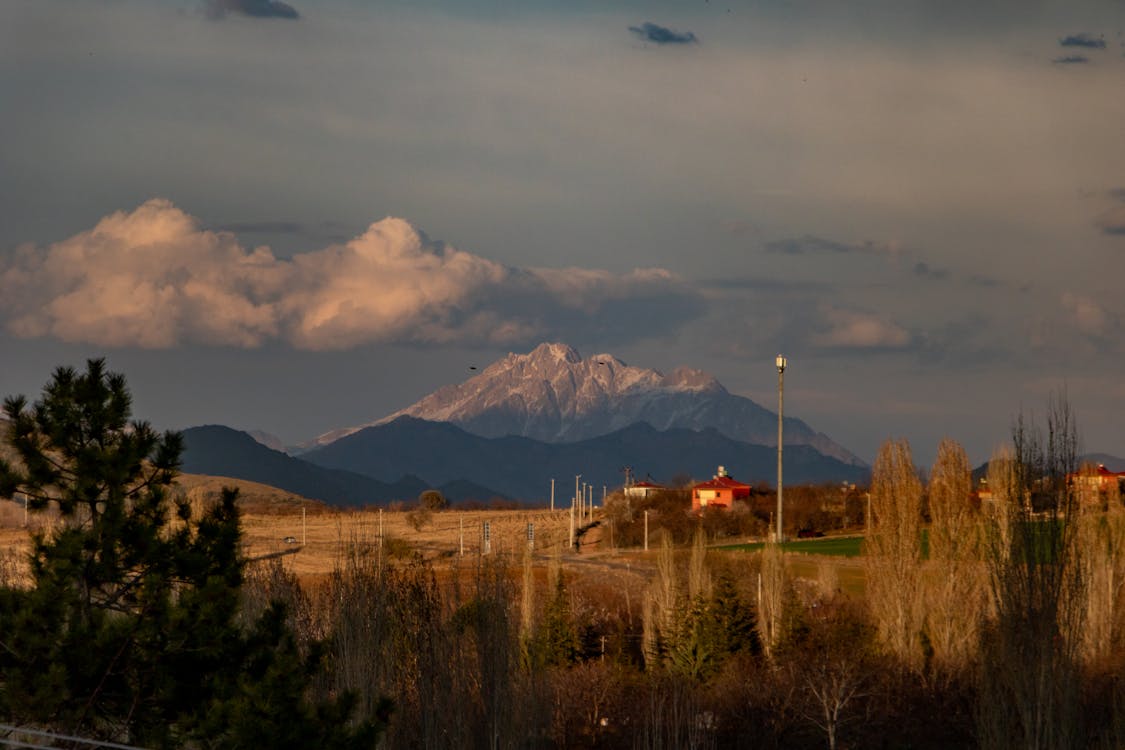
[692,466,751,511]
[1068,464,1125,499]
[1084,464,1125,489]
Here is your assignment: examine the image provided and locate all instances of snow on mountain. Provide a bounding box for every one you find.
[305,342,864,466]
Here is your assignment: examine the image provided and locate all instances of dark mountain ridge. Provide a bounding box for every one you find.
[182,425,500,506]
[303,416,868,502]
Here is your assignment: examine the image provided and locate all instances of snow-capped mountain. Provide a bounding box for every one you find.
[308,342,864,466]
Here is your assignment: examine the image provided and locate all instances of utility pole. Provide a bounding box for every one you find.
[776,354,787,543]
[575,474,582,523]
[569,502,575,550]
[550,478,555,511]
[644,510,649,552]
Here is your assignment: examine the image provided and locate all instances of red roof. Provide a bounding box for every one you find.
[693,475,750,491]
[1069,464,1125,481]
[631,480,663,489]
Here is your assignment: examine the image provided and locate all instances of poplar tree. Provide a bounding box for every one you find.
[924,438,984,676]
[863,438,924,670]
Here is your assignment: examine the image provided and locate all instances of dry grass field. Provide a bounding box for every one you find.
[0,474,625,583]
[0,473,861,600]
[237,505,592,578]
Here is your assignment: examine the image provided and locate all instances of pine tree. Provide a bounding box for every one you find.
[0,359,384,748]
[533,565,581,668]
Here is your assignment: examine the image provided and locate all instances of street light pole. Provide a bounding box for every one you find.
[776,354,787,543]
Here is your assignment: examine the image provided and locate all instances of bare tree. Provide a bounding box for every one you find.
[864,438,924,670]
[803,656,869,750]
[643,534,682,671]
[1076,499,1125,666]
[756,540,787,659]
[984,444,1017,574]
[924,438,985,677]
[688,525,712,601]
[977,396,1086,750]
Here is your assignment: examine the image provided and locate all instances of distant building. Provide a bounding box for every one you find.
[692,466,751,511]
[1068,465,1125,510]
[624,480,664,499]
[1069,464,1125,492]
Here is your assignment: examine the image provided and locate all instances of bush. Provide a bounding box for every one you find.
[419,490,447,511]
[405,506,432,531]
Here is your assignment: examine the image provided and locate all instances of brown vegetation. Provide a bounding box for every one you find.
[863,438,925,671]
[10,410,1125,747]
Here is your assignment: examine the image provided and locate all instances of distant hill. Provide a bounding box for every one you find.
[174,473,329,515]
[302,416,868,502]
[1082,453,1125,473]
[181,425,507,506]
[182,425,409,507]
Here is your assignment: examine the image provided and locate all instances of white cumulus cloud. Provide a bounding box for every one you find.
[1060,292,1112,337]
[812,306,911,349]
[0,199,702,350]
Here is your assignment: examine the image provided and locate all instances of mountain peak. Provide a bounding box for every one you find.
[302,342,862,467]
[525,342,582,364]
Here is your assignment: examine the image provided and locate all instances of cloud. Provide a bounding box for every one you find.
[764,234,898,257]
[0,199,702,351]
[211,221,305,235]
[1052,55,1090,64]
[912,261,949,280]
[1059,33,1106,49]
[206,0,299,20]
[1098,207,1125,235]
[969,274,1000,288]
[811,306,911,349]
[1097,189,1125,235]
[698,276,830,293]
[628,22,698,45]
[1060,292,1110,336]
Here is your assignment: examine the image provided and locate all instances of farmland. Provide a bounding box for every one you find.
[0,475,868,604]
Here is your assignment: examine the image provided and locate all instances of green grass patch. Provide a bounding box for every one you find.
[717,528,938,560]
[715,535,865,558]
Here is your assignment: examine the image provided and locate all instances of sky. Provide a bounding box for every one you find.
[2,0,1124,468]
